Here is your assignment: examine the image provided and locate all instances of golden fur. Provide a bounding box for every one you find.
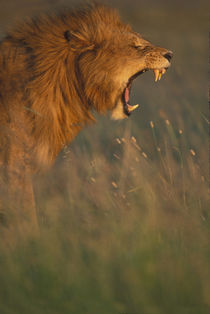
[0,4,172,230]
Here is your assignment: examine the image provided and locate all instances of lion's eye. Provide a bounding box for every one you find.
[133,45,143,50]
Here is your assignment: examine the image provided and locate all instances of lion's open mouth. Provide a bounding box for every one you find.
[122,68,167,116]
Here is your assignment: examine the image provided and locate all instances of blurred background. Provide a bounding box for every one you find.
[0,0,209,313]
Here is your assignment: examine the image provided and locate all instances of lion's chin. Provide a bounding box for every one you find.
[111,101,139,120]
[111,100,128,120]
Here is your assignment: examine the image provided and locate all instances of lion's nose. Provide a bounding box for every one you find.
[163,51,173,62]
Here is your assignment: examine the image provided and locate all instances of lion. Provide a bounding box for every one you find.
[0,4,172,232]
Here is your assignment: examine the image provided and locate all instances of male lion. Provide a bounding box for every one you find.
[0,4,172,232]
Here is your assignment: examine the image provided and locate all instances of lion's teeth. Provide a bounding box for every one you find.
[154,68,166,81]
[127,104,139,112]
[154,69,159,82]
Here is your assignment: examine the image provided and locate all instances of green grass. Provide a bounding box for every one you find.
[0,1,209,313]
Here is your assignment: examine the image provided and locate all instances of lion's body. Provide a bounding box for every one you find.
[0,4,172,231]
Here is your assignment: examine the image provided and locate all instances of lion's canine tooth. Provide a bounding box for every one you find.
[158,68,166,80]
[154,69,159,82]
[127,104,139,112]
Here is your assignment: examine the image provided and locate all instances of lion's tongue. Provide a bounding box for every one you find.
[125,87,139,113]
[125,87,130,103]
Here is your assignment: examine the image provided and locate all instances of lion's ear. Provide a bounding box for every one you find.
[64,30,94,50]
[64,30,87,43]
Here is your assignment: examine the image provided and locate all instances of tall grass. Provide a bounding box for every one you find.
[0,0,209,313]
[0,116,208,313]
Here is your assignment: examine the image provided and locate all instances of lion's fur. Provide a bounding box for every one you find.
[0,4,172,230]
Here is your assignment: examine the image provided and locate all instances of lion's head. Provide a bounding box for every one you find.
[63,4,173,120]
